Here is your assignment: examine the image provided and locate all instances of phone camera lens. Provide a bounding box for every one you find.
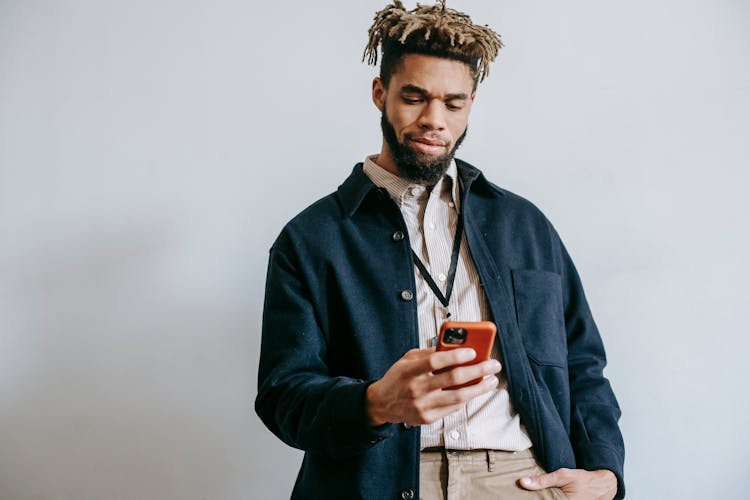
[444,328,467,345]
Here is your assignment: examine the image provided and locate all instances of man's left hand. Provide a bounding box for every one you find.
[519,468,617,500]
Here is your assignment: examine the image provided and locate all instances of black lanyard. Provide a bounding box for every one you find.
[411,205,464,318]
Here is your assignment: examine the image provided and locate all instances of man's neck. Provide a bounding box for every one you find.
[375,143,400,177]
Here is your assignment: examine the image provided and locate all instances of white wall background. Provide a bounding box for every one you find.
[1,1,748,498]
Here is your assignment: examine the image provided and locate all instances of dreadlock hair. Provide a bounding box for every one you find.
[364,1,503,92]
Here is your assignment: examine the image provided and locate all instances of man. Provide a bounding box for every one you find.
[255,2,625,499]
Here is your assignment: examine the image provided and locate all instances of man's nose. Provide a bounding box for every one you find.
[417,99,446,130]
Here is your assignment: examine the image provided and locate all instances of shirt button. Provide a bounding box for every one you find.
[400,290,413,301]
[401,489,415,500]
[428,222,436,230]
[410,186,423,196]
[438,273,447,282]
[392,231,404,241]
[450,430,460,440]
[448,201,455,208]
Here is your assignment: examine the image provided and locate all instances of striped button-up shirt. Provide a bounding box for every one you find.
[364,155,532,451]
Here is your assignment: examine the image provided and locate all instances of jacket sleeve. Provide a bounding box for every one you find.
[254,233,395,458]
[555,230,626,498]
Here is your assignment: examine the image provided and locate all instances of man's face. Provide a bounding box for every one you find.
[373,53,475,184]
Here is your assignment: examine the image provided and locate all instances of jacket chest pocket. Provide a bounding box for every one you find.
[511,269,567,367]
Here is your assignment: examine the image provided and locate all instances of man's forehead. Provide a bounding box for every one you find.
[389,54,475,94]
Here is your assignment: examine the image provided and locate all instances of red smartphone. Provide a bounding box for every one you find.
[436,321,497,389]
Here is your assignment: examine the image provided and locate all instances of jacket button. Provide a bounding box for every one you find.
[400,422,412,430]
[392,231,404,241]
[400,290,413,301]
[400,489,414,500]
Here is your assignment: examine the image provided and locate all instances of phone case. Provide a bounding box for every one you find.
[436,320,497,389]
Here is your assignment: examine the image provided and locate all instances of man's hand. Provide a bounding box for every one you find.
[519,468,617,500]
[366,347,501,426]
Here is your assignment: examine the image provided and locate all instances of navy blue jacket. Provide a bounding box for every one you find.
[255,160,625,499]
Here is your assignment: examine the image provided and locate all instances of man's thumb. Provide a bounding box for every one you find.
[518,471,560,491]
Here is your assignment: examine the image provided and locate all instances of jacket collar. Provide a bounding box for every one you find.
[337,158,502,217]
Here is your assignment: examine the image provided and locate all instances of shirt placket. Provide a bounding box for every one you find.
[421,182,465,449]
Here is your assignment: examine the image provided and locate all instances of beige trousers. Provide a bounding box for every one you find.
[419,448,568,500]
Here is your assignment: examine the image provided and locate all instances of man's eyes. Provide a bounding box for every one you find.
[401,96,465,110]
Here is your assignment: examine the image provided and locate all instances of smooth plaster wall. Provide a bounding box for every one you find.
[1,1,748,498]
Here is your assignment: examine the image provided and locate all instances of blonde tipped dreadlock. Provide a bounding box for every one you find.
[364,0,503,82]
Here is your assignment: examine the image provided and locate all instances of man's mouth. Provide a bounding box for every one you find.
[408,137,448,155]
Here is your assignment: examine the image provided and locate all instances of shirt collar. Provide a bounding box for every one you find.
[336,158,491,218]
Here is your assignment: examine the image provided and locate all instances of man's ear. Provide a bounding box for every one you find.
[372,77,386,111]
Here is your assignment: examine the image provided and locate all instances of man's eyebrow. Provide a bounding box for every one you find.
[399,84,468,101]
[445,92,469,101]
[400,84,429,97]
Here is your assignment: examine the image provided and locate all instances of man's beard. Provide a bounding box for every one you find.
[380,107,467,185]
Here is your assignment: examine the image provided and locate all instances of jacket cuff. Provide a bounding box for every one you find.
[576,443,625,498]
[329,380,396,452]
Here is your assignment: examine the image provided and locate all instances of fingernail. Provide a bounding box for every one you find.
[490,360,501,370]
[521,477,534,486]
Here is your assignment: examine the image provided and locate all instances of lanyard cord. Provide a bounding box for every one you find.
[410,205,464,317]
